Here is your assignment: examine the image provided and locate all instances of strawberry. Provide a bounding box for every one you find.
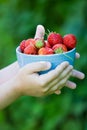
[46,47,54,54]
[63,34,77,49]
[38,47,53,55]
[24,43,37,55]
[52,44,67,54]
[20,40,26,52]
[44,41,51,48]
[35,39,44,49]
[25,38,36,48]
[47,32,63,46]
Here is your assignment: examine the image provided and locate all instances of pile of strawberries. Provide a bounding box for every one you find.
[20,32,77,55]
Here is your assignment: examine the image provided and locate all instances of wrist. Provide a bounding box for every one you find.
[9,77,22,98]
[12,76,24,97]
[0,78,21,109]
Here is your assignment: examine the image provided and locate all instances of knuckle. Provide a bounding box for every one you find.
[51,86,57,91]
[52,70,58,77]
[54,69,58,75]
[59,80,66,87]
[42,88,48,93]
[55,86,58,91]
[63,79,67,84]
[39,81,45,87]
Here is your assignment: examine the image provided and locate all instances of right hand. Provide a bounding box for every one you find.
[14,61,73,97]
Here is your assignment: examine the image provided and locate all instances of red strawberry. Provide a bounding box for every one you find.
[24,43,37,55]
[46,47,54,54]
[38,47,53,55]
[44,41,51,48]
[35,39,44,49]
[25,38,36,48]
[20,40,26,52]
[52,44,67,54]
[47,32,63,46]
[63,34,77,49]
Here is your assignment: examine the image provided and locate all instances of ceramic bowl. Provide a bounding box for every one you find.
[16,46,76,74]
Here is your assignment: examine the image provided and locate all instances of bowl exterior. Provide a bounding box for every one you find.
[16,46,76,74]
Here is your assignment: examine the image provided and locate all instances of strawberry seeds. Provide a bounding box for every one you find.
[19,32,77,55]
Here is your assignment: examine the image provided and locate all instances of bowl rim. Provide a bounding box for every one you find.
[16,46,76,57]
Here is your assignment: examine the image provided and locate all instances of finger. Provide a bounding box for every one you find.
[72,69,85,79]
[45,66,72,91]
[75,52,80,59]
[34,25,45,39]
[57,71,72,90]
[46,70,72,93]
[40,61,69,84]
[65,80,76,89]
[57,65,73,80]
[47,65,73,89]
[55,90,61,95]
[21,61,51,74]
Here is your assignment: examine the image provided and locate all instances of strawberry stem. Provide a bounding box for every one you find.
[54,48,63,54]
[45,29,51,37]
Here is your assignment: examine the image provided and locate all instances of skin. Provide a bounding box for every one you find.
[0,25,85,110]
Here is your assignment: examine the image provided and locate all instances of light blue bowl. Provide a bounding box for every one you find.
[16,46,76,74]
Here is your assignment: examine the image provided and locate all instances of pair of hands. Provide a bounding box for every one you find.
[14,54,84,97]
[0,25,85,110]
[13,25,85,97]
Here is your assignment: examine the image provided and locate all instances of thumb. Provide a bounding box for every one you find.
[75,52,80,59]
[21,62,51,74]
[55,90,61,95]
[34,25,45,39]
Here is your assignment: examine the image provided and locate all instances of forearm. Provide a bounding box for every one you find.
[0,79,20,109]
[0,61,20,84]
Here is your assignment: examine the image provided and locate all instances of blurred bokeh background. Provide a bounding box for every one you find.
[0,0,87,130]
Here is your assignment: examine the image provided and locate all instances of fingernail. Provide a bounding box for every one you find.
[80,73,85,79]
[76,53,80,58]
[55,90,61,95]
[70,65,73,69]
[40,61,51,68]
[46,62,51,68]
[73,83,76,89]
[62,61,69,65]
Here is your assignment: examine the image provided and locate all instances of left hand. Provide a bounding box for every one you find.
[55,52,85,94]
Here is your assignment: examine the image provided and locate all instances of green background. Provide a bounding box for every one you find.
[0,0,87,130]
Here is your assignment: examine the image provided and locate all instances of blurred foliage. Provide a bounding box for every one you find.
[0,0,87,130]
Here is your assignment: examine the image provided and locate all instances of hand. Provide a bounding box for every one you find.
[14,61,73,97]
[34,25,85,95]
[55,52,85,94]
[65,52,85,87]
[34,25,45,39]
